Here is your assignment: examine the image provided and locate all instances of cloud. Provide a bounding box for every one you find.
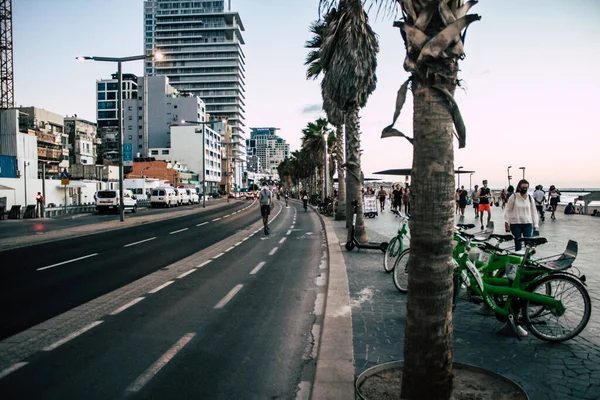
[301,104,322,114]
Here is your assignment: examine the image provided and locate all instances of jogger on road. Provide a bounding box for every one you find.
[259,182,273,235]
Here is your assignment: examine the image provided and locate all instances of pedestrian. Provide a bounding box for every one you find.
[393,184,403,214]
[455,188,461,214]
[533,185,546,221]
[500,189,507,209]
[477,180,493,230]
[259,182,273,235]
[548,185,561,220]
[458,185,468,216]
[504,179,539,251]
[284,191,289,207]
[471,184,480,218]
[302,191,308,212]
[377,186,387,212]
[403,184,411,215]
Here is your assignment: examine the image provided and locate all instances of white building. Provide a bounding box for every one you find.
[16,107,68,170]
[123,75,204,158]
[144,0,247,188]
[64,116,99,165]
[246,127,290,175]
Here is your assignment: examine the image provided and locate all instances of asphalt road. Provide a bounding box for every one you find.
[0,200,256,340]
[0,202,322,399]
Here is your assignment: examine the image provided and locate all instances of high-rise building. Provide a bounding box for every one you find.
[246,128,290,176]
[143,0,246,187]
[64,116,99,166]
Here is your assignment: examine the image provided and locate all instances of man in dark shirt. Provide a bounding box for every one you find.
[392,184,403,213]
[477,179,492,230]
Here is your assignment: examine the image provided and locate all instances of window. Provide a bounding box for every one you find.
[97,92,105,100]
[98,101,116,110]
[151,150,158,155]
[138,106,142,110]
[97,82,106,91]
[128,135,132,140]
[107,82,118,91]
[128,126,132,130]
[139,145,143,149]
[98,111,116,119]
[82,159,87,164]
[162,150,169,155]
[139,125,142,130]
[128,116,132,120]
[174,105,178,109]
[107,92,116,100]
[138,135,143,139]
[138,116,142,120]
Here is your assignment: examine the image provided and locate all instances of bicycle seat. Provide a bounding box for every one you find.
[535,240,578,271]
[457,223,476,230]
[490,234,514,242]
[518,237,548,246]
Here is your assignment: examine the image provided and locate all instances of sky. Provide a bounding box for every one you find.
[11,0,600,189]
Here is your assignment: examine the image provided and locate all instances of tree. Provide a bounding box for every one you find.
[319,0,379,242]
[301,118,334,199]
[319,0,480,398]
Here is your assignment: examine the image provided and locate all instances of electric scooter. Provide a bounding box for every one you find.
[345,200,388,252]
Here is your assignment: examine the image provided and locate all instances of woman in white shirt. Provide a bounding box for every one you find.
[504,179,539,251]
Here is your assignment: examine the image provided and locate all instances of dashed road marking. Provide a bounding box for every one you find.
[234,241,242,246]
[124,237,156,248]
[242,237,249,241]
[223,215,230,218]
[125,333,196,393]
[290,225,295,229]
[148,281,174,294]
[279,237,287,244]
[224,246,235,252]
[197,222,209,227]
[269,247,278,256]
[286,230,292,235]
[250,261,266,275]
[198,260,212,268]
[38,253,99,271]
[213,252,224,259]
[212,217,222,221]
[0,362,28,380]
[169,228,189,235]
[214,284,244,309]
[110,297,145,315]
[42,321,103,351]
[177,269,197,279]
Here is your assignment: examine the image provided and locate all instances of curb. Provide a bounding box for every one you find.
[311,213,355,399]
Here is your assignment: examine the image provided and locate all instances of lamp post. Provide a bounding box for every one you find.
[469,172,474,191]
[507,166,512,187]
[323,132,329,199]
[457,166,463,189]
[23,161,30,205]
[519,166,526,179]
[76,52,162,221]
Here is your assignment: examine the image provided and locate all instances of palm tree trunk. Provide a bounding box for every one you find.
[401,83,455,399]
[345,106,366,242]
[335,124,346,221]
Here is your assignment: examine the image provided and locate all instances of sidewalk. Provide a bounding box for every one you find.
[317,205,600,400]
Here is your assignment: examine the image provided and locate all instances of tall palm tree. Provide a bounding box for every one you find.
[320,0,480,398]
[305,14,347,221]
[319,0,378,242]
[301,118,334,199]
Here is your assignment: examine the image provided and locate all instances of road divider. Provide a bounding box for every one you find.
[124,237,156,248]
[37,253,99,271]
[214,284,243,309]
[42,321,103,351]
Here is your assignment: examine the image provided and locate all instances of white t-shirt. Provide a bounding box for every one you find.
[533,190,545,205]
[504,194,539,229]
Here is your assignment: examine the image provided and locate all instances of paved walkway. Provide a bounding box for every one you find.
[328,205,600,400]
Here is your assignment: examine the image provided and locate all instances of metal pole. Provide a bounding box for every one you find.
[202,125,206,208]
[42,163,46,217]
[23,161,27,205]
[117,61,125,221]
[324,134,328,199]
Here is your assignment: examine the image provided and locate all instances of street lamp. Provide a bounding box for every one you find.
[519,166,526,179]
[76,52,163,222]
[469,172,474,191]
[180,119,227,208]
[323,132,329,199]
[457,166,463,189]
[507,166,512,187]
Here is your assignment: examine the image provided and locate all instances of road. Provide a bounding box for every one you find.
[0,200,253,340]
[0,201,323,399]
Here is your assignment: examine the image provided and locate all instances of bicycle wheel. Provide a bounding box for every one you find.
[392,248,410,292]
[523,275,591,342]
[383,237,400,273]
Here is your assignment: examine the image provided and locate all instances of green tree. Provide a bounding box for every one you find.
[301,118,334,199]
[319,0,379,242]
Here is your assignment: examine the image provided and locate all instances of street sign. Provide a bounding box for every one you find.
[123,143,133,166]
[61,169,68,179]
[61,178,70,185]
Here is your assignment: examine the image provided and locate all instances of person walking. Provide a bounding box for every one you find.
[533,185,546,221]
[471,184,480,218]
[504,179,539,251]
[548,185,561,220]
[377,186,387,212]
[302,191,308,212]
[458,186,468,216]
[393,184,403,214]
[403,184,411,215]
[477,180,493,230]
[259,182,273,235]
[455,188,461,214]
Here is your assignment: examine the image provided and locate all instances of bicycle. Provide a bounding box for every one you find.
[383,211,410,273]
[453,234,590,342]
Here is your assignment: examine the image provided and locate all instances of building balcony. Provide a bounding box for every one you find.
[38,147,63,161]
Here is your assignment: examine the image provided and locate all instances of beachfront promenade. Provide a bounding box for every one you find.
[330,204,600,400]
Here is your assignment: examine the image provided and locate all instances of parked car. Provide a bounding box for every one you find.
[150,187,178,208]
[185,188,199,204]
[210,192,221,199]
[175,188,189,206]
[96,189,137,214]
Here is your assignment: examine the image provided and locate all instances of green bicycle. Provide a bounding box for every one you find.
[383,212,410,273]
[453,234,591,342]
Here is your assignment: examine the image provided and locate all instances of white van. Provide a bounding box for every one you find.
[150,187,178,208]
[175,188,189,206]
[96,189,137,214]
[186,188,199,204]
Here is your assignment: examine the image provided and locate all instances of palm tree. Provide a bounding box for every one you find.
[320,0,480,398]
[319,0,378,242]
[305,14,347,221]
[301,118,334,199]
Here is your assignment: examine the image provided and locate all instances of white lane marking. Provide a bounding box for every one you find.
[38,253,99,271]
[125,333,196,393]
[124,237,156,248]
[279,237,287,244]
[177,269,197,279]
[42,321,103,351]
[212,217,222,221]
[223,215,230,218]
[242,237,249,241]
[198,260,212,268]
[196,222,209,227]
[234,241,242,247]
[0,362,28,380]
[286,230,292,235]
[148,281,174,294]
[250,261,266,275]
[290,225,295,229]
[269,247,278,256]
[214,284,244,309]
[169,228,189,235]
[224,246,235,252]
[213,252,224,259]
[110,297,145,315]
